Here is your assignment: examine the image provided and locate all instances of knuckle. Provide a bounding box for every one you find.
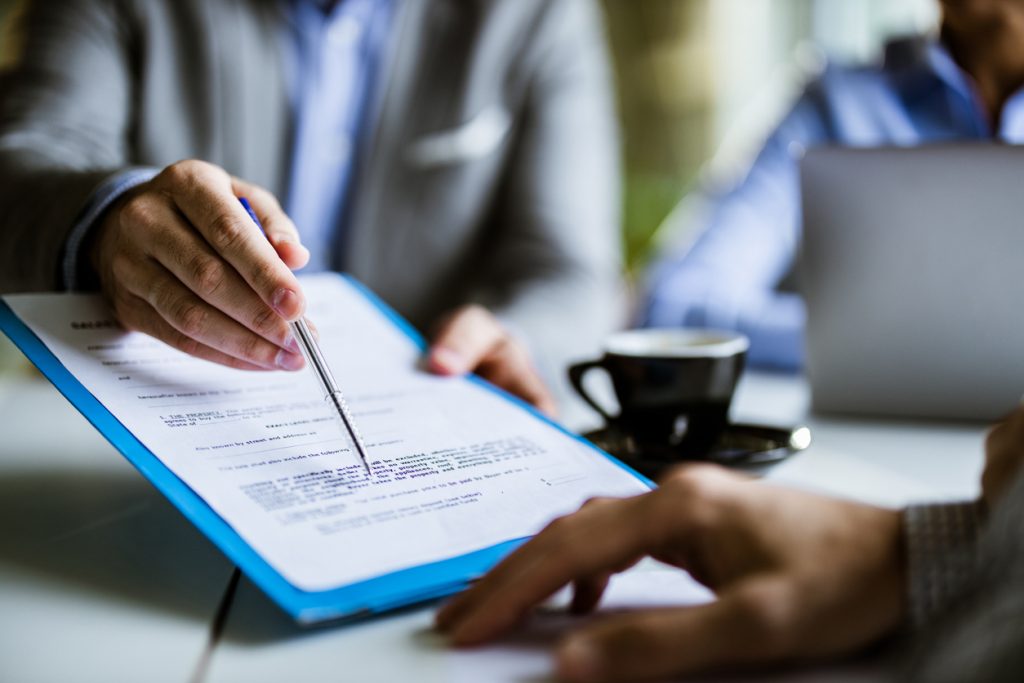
[163,160,226,195]
[119,196,157,231]
[175,332,201,359]
[662,465,717,499]
[736,586,798,657]
[208,212,246,252]
[189,256,227,298]
[173,300,208,338]
[149,280,176,311]
[653,467,726,535]
[237,331,270,363]
[163,160,196,187]
[249,259,280,292]
[251,304,281,337]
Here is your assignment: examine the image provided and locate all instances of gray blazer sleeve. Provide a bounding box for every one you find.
[477,0,622,385]
[0,0,135,292]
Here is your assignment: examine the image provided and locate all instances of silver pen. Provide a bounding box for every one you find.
[239,198,373,476]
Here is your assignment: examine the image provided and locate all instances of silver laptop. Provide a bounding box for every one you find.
[800,145,1024,421]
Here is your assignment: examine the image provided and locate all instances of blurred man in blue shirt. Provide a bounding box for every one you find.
[643,0,1024,371]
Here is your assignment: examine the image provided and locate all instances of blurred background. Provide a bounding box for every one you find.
[602,0,936,269]
[0,0,938,372]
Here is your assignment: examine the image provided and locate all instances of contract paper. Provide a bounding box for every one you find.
[4,275,648,591]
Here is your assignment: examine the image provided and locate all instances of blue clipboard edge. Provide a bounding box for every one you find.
[0,274,652,624]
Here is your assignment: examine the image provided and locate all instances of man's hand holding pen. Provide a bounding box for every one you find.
[89,159,310,372]
[89,159,553,414]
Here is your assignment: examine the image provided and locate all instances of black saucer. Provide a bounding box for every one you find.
[583,423,811,480]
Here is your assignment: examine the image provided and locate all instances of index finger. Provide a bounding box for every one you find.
[437,494,650,645]
[168,166,306,321]
[232,177,310,270]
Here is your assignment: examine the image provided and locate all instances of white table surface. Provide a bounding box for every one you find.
[0,369,990,682]
[0,376,235,683]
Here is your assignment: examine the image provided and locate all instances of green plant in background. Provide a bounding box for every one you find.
[0,0,18,64]
[622,172,691,272]
[602,0,717,276]
[603,0,938,275]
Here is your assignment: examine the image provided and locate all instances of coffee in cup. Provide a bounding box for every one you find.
[568,329,749,459]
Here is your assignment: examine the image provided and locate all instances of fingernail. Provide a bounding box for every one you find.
[285,335,301,354]
[276,350,304,371]
[430,347,467,375]
[558,637,602,683]
[272,288,301,319]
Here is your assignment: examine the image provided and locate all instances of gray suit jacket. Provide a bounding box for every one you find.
[0,0,621,404]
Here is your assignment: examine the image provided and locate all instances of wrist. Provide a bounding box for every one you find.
[64,168,159,291]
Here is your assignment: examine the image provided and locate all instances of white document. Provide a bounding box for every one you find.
[4,275,649,591]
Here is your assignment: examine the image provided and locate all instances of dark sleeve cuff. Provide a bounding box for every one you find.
[62,168,159,291]
[903,500,985,630]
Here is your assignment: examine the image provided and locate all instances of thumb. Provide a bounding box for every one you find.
[555,580,791,683]
[428,305,505,376]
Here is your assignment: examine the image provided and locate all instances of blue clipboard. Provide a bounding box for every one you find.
[0,274,651,624]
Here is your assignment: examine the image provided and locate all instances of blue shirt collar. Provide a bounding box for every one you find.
[924,40,1024,139]
[881,36,1024,138]
[924,41,978,105]
[881,37,975,103]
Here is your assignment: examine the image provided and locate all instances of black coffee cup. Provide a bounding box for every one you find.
[569,329,749,459]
